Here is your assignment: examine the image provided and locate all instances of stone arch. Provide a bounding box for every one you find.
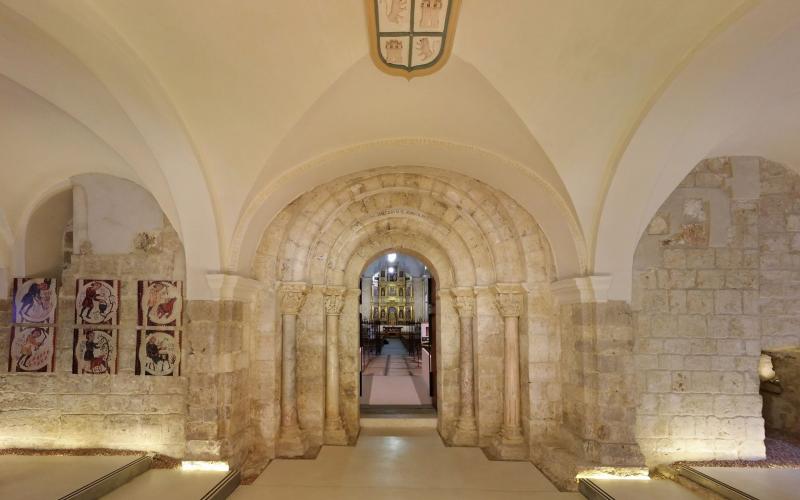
[249,166,554,463]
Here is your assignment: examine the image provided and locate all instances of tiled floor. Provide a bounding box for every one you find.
[231,427,583,500]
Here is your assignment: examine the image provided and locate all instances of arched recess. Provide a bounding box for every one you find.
[233,140,584,283]
[595,1,800,300]
[247,167,555,462]
[0,1,221,298]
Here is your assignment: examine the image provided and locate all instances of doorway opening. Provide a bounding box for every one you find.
[359,252,436,416]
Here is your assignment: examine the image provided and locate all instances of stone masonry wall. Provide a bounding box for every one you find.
[0,223,188,457]
[632,156,800,465]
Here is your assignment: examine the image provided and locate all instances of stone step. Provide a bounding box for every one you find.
[678,465,800,500]
[61,454,152,500]
[360,416,438,428]
[100,468,240,500]
[578,478,705,500]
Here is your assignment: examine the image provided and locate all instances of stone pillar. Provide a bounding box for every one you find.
[490,283,528,459]
[323,286,348,445]
[277,282,308,457]
[451,287,477,445]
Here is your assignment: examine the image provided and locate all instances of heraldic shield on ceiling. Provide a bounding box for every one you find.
[367,0,461,78]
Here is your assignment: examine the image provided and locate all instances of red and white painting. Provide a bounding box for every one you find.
[72,329,117,375]
[8,326,55,372]
[136,330,180,376]
[13,278,57,324]
[138,280,182,328]
[75,279,120,325]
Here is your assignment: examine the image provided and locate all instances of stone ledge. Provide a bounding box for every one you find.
[550,276,613,305]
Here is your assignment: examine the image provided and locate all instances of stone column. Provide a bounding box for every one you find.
[451,287,478,445]
[277,282,308,457]
[490,283,528,459]
[323,286,348,445]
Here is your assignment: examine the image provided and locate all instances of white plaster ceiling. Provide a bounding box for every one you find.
[5,0,800,299]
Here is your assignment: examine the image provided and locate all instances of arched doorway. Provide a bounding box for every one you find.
[358,252,436,412]
[250,167,555,463]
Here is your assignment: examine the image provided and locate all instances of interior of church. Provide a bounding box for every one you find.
[3,1,800,499]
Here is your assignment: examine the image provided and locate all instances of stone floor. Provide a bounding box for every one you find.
[231,427,582,500]
[0,455,135,499]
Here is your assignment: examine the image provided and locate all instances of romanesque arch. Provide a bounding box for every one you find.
[249,167,555,463]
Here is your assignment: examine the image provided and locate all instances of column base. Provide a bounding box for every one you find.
[324,418,349,446]
[277,423,308,458]
[450,416,478,446]
[487,428,528,460]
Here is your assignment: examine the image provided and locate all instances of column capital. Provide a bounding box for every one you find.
[279,282,309,314]
[549,275,612,306]
[206,273,265,302]
[493,283,525,317]
[451,287,476,317]
[323,286,346,316]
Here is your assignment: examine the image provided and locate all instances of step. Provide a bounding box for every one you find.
[0,454,151,500]
[100,468,240,500]
[578,478,704,500]
[678,465,800,500]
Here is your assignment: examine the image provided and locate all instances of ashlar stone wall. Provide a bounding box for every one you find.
[0,222,188,457]
[632,156,800,465]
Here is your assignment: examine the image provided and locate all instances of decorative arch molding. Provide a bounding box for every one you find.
[234,139,586,281]
[249,167,553,463]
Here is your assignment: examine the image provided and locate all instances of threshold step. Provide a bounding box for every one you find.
[579,478,703,500]
[101,468,240,500]
[678,465,800,500]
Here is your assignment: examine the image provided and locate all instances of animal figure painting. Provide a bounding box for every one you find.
[73,329,117,374]
[138,280,183,328]
[13,278,57,324]
[9,326,55,372]
[76,279,120,325]
[136,330,180,376]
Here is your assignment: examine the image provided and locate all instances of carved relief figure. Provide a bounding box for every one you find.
[9,326,54,372]
[385,39,405,64]
[76,279,119,325]
[138,280,183,327]
[14,278,57,324]
[385,0,407,24]
[418,0,443,29]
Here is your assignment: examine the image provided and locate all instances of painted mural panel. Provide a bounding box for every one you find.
[72,329,118,374]
[136,330,180,376]
[8,326,55,372]
[13,278,57,324]
[75,279,120,325]
[138,280,183,328]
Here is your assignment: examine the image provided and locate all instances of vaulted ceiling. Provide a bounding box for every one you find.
[3,0,799,299]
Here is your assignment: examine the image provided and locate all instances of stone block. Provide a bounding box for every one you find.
[715,290,742,314]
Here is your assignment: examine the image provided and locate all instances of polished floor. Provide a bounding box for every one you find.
[693,466,800,500]
[101,468,228,499]
[361,338,431,406]
[231,427,582,500]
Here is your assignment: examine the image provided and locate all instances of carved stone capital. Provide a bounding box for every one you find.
[493,283,525,318]
[323,286,346,316]
[451,287,475,317]
[279,282,308,315]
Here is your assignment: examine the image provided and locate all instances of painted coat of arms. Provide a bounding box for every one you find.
[13,278,57,324]
[73,329,117,374]
[75,279,120,325]
[136,330,181,376]
[367,0,461,77]
[9,326,55,372]
[138,280,183,328]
